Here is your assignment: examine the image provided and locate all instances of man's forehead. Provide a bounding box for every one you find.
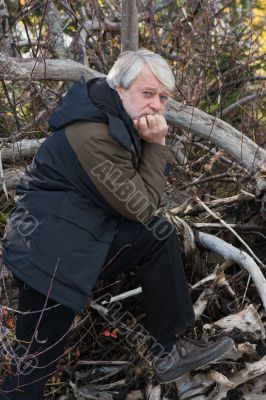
[132,67,169,93]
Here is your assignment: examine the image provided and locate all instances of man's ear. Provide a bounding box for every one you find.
[116,85,125,101]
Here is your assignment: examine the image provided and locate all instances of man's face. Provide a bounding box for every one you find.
[116,66,170,121]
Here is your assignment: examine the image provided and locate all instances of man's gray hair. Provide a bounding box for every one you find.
[107,49,175,92]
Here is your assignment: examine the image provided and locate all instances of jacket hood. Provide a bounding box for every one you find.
[48,77,143,156]
[48,77,110,132]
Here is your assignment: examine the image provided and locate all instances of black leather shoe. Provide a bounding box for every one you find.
[154,336,234,384]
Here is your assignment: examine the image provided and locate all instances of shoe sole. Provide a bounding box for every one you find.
[157,338,234,384]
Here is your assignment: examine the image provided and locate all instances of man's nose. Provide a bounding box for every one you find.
[149,95,162,112]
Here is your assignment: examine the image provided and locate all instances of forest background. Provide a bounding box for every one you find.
[0,1,266,399]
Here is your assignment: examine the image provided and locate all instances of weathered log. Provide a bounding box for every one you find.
[145,383,161,400]
[126,390,143,400]
[244,376,266,396]
[0,54,104,82]
[204,304,266,341]
[193,287,215,320]
[169,215,197,260]
[175,372,211,400]
[1,167,24,190]
[1,138,45,162]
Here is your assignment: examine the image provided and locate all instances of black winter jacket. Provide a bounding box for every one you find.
[2,78,173,311]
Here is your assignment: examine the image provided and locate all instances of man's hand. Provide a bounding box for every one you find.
[133,114,168,145]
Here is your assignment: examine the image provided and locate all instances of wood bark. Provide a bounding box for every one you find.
[1,167,24,190]
[46,0,68,59]
[208,304,266,340]
[0,0,10,53]
[1,138,45,162]
[0,54,104,82]
[121,0,139,51]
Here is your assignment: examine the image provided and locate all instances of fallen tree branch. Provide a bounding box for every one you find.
[193,261,236,320]
[178,171,242,190]
[191,223,266,231]
[180,138,249,172]
[1,167,24,190]
[166,99,266,173]
[195,196,264,268]
[0,54,104,82]
[1,138,45,162]
[172,191,255,216]
[197,231,266,310]
[220,92,265,118]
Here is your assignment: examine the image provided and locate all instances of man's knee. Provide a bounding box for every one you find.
[143,216,175,242]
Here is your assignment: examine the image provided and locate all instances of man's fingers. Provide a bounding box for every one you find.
[146,114,157,129]
[133,119,139,130]
[139,114,161,130]
[154,114,167,126]
[139,116,148,130]
[137,114,168,143]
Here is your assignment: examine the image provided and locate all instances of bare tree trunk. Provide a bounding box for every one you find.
[121,0,139,51]
[0,0,13,56]
[46,0,68,59]
[0,0,9,37]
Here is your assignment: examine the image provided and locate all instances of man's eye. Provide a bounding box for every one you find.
[143,91,152,97]
[160,95,168,102]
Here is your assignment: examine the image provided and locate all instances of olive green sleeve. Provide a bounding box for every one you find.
[65,121,174,222]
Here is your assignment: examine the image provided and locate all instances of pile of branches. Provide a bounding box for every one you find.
[0,0,266,399]
[0,78,266,400]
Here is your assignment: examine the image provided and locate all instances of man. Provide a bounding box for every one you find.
[0,49,233,399]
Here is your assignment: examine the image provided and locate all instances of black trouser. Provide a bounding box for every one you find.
[0,217,194,399]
